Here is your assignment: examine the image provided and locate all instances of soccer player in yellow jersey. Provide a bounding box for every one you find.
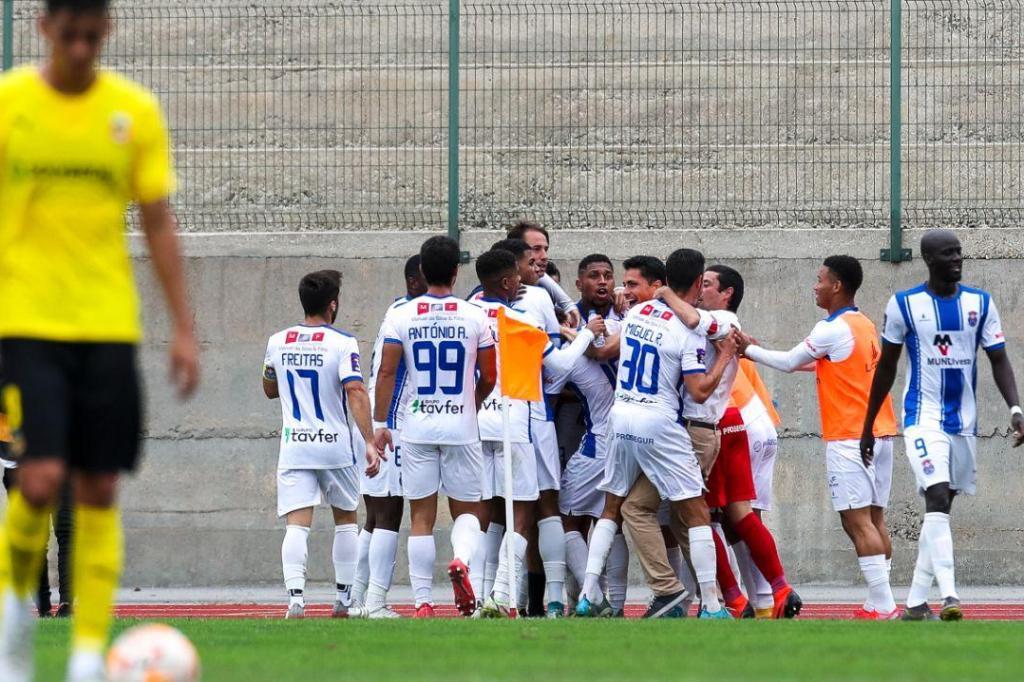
[0,1,199,680]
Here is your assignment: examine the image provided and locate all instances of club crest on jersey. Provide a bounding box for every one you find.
[285,331,299,344]
[933,333,953,356]
[968,311,978,327]
[922,459,935,476]
[417,303,430,314]
[696,348,707,365]
[350,353,361,372]
[640,304,654,316]
[110,112,133,144]
[312,332,325,342]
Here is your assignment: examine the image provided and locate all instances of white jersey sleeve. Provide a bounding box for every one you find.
[881,295,906,345]
[981,299,1005,350]
[803,317,855,362]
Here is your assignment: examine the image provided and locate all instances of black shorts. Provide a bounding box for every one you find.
[0,339,143,473]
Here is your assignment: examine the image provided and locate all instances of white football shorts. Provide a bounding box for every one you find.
[482,440,540,502]
[744,413,778,512]
[401,441,484,502]
[825,437,893,512]
[559,433,608,518]
[904,425,977,496]
[612,410,704,503]
[277,467,359,517]
[532,419,562,492]
[598,428,641,498]
[360,429,403,498]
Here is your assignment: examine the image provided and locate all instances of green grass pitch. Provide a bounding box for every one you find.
[39,618,1024,681]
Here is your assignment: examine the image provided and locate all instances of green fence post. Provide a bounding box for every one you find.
[883,0,911,262]
[447,0,468,262]
[2,0,13,72]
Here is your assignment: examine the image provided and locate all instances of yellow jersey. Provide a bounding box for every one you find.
[0,66,174,342]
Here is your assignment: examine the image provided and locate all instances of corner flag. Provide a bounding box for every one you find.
[497,306,548,401]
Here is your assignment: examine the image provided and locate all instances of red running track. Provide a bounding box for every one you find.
[111,603,1024,621]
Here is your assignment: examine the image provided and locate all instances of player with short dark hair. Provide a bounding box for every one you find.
[506,220,580,328]
[742,255,899,619]
[861,231,1023,621]
[373,236,497,618]
[0,1,199,679]
[263,270,380,621]
[351,255,427,619]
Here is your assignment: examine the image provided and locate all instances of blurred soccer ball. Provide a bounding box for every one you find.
[107,623,201,682]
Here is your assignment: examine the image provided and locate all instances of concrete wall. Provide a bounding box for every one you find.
[44,227,1016,589]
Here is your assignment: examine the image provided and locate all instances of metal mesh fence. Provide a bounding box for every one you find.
[903,1,1024,228]
[4,1,1022,233]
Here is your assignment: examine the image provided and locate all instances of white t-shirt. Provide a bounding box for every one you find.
[615,299,707,423]
[368,296,414,430]
[264,325,364,469]
[882,283,1004,435]
[681,309,740,423]
[379,294,494,445]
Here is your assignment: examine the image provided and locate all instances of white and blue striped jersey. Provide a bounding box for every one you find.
[263,325,364,469]
[882,283,1005,435]
[368,296,413,430]
[546,303,622,458]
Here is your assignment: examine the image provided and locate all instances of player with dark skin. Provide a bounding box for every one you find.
[361,264,428,552]
[860,230,1024,520]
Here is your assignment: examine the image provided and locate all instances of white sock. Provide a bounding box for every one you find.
[753,565,773,610]
[606,533,629,612]
[493,532,528,607]
[689,525,721,612]
[517,563,530,612]
[907,526,934,608]
[352,528,373,607]
[538,516,567,605]
[365,529,399,611]
[564,530,589,587]
[469,529,488,600]
[859,554,896,613]
[582,519,617,603]
[282,525,310,605]
[450,513,481,565]
[483,523,504,599]
[923,512,957,599]
[333,523,359,606]
[712,523,743,594]
[408,535,436,607]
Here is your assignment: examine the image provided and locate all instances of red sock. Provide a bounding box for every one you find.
[712,528,743,602]
[735,513,788,593]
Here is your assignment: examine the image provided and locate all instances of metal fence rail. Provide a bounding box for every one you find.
[2,1,1022,254]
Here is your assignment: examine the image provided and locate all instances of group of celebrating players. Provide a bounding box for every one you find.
[3,1,1024,680]
[261,221,1024,624]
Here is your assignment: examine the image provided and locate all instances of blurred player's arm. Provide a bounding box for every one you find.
[262,368,279,399]
[476,346,497,408]
[684,332,739,403]
[372,342,403,454]
[986,347,1024,447]
[543,319,600,377]
[345,379,383,476]
[262,339,279,398]
[978,300,1024,446]
[860,341,902,465]
[742,338,816,373]
[140,200,199,398]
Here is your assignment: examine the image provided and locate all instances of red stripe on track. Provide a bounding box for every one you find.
[112,603,1024,621]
